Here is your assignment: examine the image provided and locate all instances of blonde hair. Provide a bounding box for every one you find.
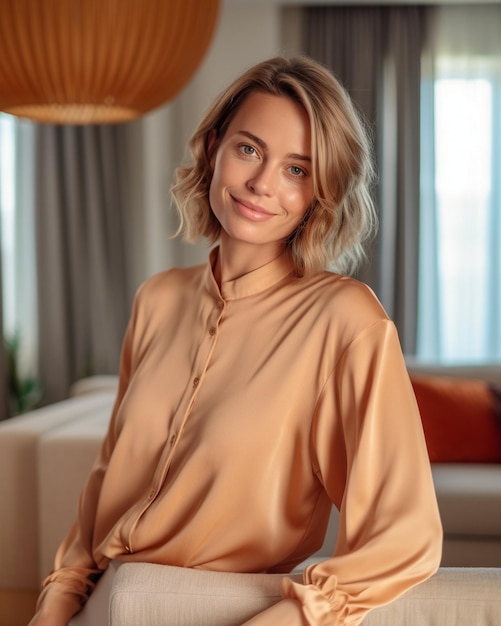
[171,55,377,277]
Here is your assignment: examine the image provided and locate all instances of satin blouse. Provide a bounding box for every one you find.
[37,248,442,625]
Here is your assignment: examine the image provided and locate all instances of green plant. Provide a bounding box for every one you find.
[4,332,41,416]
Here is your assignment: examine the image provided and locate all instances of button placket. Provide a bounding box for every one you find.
[132,297,225,548]
[208,298,225,339]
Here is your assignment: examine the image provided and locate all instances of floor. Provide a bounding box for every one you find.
[0,590,38,626]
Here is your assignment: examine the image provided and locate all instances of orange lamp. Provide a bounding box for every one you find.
[0,0,220,124]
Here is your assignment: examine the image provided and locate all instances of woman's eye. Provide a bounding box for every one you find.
[289,165,306,178]
[240,144,256,156]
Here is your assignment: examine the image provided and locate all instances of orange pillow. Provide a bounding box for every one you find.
[411,374,501,463]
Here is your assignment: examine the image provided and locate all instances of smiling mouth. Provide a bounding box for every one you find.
[232,196,276,221]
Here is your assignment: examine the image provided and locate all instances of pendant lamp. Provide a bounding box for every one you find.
[0,0,220,124]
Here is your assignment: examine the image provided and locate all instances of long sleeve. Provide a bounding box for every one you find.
[34,292,140,621]
[282,320,443,625]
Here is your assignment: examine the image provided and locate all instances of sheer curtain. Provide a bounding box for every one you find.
[35,124,136,404]
[1,115,37,416]
[418,5,501,362]
[304,6,427,354]
[0,115,10,418]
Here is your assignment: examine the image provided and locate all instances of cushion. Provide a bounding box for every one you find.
[411,374,501,462]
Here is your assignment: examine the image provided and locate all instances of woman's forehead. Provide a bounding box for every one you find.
[223,91,312,156]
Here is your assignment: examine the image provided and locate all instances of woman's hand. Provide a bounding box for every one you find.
[27,610,68,626]
[240,599,308,626]
[27,595,79,626]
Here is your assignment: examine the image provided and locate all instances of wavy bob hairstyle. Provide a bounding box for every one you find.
[171,55,377,277]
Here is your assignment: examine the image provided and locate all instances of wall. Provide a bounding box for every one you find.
[129,2,303,289]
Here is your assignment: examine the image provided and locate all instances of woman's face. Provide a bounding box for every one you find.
[209,91,314,259]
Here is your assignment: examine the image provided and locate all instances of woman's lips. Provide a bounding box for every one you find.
[232,196,276,222]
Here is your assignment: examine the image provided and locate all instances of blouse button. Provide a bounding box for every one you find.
[169,434,176,446]
[193,377,200,387]
[209,327,216,336]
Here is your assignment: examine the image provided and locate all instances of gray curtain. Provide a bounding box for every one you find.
[35,124,134,404]
[304,6,428,354]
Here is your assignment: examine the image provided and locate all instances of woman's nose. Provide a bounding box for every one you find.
[247,164,275,195]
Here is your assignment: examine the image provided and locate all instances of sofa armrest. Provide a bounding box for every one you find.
[70,376,119,398]
[405,357,501,385]
[109,565,501,626]
[0,392,115,591]
[37,408,112,579]
[363,567,501,625]
[110,564,299,626]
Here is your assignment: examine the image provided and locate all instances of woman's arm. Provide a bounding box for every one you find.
[28,585,87,626]
[282,320,442,626]
[240,599,308,626]
[30,291,140,623]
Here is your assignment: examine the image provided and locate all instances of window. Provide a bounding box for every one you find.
[0,113,37,378]
[417,8,501,363]
[0,113,16,338]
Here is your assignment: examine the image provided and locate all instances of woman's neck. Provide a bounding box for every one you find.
[214,235,285,285]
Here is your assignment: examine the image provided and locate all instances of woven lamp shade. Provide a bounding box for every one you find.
[0,0,219,124]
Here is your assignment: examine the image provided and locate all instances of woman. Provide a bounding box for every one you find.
[30,56,442,626]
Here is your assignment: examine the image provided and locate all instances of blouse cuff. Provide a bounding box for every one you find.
[37,567,101,616]
[42,567,99,597]
[35,581,86,622]
[281,571,351,626]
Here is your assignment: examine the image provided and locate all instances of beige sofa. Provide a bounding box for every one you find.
[0,379,117,626]
[106,564,501,625]
[1,365,500,625]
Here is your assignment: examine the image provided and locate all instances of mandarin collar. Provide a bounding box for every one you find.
[205,246,294,301]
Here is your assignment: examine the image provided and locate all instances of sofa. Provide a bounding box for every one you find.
[0,378,117,626]
[1,363,500,626]
[105,564,501,625]
[65,561,500,626]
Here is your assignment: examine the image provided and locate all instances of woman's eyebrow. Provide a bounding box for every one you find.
[237,130,311,163]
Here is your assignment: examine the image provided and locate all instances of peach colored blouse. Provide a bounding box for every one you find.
[38,248,442,625]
